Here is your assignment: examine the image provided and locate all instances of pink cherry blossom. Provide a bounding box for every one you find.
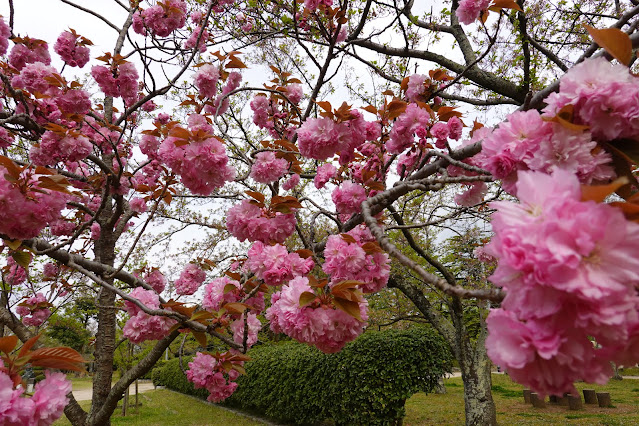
[332,180,366,215]
[485,170,639,396]
[406,74,427,103]
[145,269,167,294]
[230,312,262,348]
[226,199,296,244]
[314,163,337,189]
[194,64,219,99]
[456,0,492,25]
[265,276,368,353]
[54,31,90,68]
[387,103,430,154]
[174,263,206,295]
[250,151,288,184]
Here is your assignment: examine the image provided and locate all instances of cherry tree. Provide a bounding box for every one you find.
[1,1,639,426]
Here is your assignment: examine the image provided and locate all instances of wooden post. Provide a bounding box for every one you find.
[568,394,583,410]
[523,389,531,403]
[531,393,545,408]
[597,392,612,407]
[135,379,139,412]
[583,389,597,404]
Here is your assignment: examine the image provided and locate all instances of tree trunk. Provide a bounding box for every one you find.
[458,324,496,426]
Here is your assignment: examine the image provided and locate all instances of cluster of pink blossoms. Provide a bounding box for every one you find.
[4,258,26,286]
[475,109,614,194]
[543,56,639,141]
[204,72,242,117]
[456,0,491,25]
[266,276,368,353]
[8,38,50,71]
[194,64,220,99]
[174,263,206,295]
[304,0,333,12]
[143,269,166,293]
[123,288,176,343]
[323,225,390,293]
[132,0,187,37]
[250,151,289,184]
[186,352,242,402]
[296,110,371,161]
[0,369,71,426]
[16,293,51,327]
[245,241,314,286]
[53,31,90,68]
[314,163,337,189]
[230,312,262,348]
[331,180,367,215]
[158,115,236,195]
[226,199,296,244]
[91,62,139,105]
[0,167,68,240]
[484,170,639,396]
[387,103,432,154]
[202,277,265,313]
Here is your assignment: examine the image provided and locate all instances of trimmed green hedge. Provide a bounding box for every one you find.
[151,356,209,399]
[153,327,452,425]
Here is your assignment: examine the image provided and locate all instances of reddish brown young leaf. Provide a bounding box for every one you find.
[492,0,523,12]
[581,177,629,203]
[331,280,362,293]
[18,334,41,358]
[225,271,241,281]
[29,346,86,364]
[585,25,632,65]
[332,297,363,321]
[340,233,357,244]
[386,100,407,120]
[245,190,265,203]
[223,302,250,314]
[192,331,208,348]
[0,335,18,354]
[295,249,314,259]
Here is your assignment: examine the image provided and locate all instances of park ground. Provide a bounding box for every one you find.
[55,373,639,425]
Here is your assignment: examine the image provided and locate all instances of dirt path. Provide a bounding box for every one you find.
[72,381,155,401]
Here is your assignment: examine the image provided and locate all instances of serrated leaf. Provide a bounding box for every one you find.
[11,251,32,268]
[232,364,247,375]
[223,302,250,314]
[245,190,265,203]
[333,297,363,321]
[4,240,22,250]
[299,291,316,307]
[585,25,632,65]
[192,331,208,348]
[331,280,363,293]
[295,249,314,259]
[386,100,407,120]
[18,334,41,357]
[226,55,247,69]
[191,310,214,322]
[340,234,357,244]
[225,271,241,281]
[361,242,383,254]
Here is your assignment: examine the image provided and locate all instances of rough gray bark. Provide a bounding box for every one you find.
[389,277,496,426]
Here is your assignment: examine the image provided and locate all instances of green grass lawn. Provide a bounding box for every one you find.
[404,374,639,425]
[54,389,264,426]
[56,374,639,425]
